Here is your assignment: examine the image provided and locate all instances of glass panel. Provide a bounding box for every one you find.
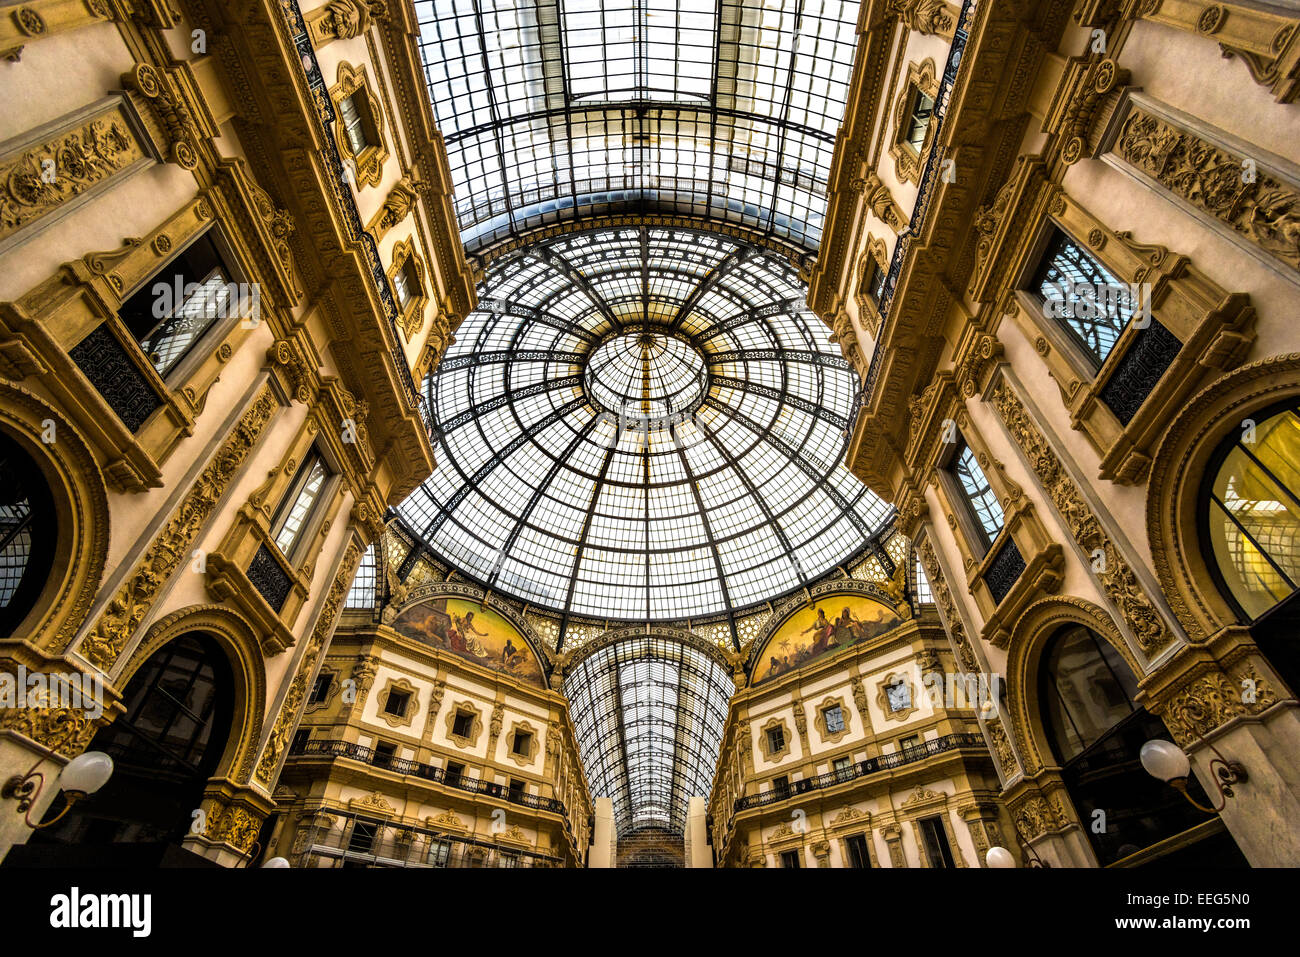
[1042,624,1139,763]
[953,442,1003,545]
[413,0,862,252]
[1207,406,1300,619]
[904,88,933,152]
[398,227,893,621]
[339,94,369,153]
[274,455,330,556]
[1031,230,1131,368]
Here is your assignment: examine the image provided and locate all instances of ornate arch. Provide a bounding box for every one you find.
[124,604,267,785]
[0,381,109,652]
[852,235,890,336]
[1002,595,1134,775]
[1146,353,1300,642]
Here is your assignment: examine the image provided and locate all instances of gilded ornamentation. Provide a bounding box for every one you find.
[886,0,955,35]
[1,111,141,240]
[1011,794,1069,841]
[988,378,1173,654]
[318,0,387,40]
[201,799,262,853]
[367,177,418,240]
[254,540,362,783]
[986,719,1016,777]
[1157,664,1278,747]
[76,387,280,669]
[0,679,107,757]
[1115,105,1300,270]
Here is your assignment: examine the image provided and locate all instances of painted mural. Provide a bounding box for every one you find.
[391,598,545,686]
[752,595,902,684]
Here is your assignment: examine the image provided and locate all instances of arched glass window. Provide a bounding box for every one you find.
[0,431,56,638]
[1203,401,1300,620]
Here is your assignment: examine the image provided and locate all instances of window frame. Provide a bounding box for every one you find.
[268,446,336,566]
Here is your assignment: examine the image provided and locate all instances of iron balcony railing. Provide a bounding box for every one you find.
[292,738,568,815]
[732,732,988,813]
[302,812,565,869]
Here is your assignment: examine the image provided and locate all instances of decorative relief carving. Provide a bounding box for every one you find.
[1114,105,1300,270]
[886,0,957,36]
[1010,793,1070,841]
[988,378,1173,655]
[199,797,262,853]
[1156,663,1278,747]
[308,0,387,43]
[76,387,280,669]
[0,673,110,757]
[1,107,143,240]
[367,177,417,241]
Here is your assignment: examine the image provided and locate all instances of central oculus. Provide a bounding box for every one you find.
[583,330,708,420]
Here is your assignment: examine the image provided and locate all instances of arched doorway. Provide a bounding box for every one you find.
[1040,624,1247,867]
[31,633,234,848]
[0,430,57,638]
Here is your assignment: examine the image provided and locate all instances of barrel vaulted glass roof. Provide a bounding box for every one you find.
[564,634,733,833]
[413,0,862,251]
[396,226,893,627]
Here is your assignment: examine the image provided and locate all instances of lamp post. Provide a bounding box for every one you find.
[2,751,114,829]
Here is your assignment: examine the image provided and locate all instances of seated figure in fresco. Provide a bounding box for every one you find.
[833,607,863,646]
[452,610,490,658]
[802,608,835,657]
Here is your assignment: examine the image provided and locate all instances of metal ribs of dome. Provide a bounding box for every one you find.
[397,225,893,631]
[414,0,863,254]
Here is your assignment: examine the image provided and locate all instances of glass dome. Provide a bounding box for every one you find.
[397,224,893,621]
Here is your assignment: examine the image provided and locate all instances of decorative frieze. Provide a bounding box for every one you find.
[75,386,280,670]
[987,377,1173,655]
[306,0,387,45]
[0,100,146,243]
[1112,103,1300,271]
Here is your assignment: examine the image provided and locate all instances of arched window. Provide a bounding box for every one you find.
[1201,401,1300,621]
[1039,625,1246,867]
[0,431,57,638]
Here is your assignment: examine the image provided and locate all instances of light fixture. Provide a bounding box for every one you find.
[1140,738,1246,813]
[262,857,291,868]
[2,751,114,829]
[985,818,1050,868]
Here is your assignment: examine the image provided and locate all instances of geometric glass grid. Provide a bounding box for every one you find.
[563,634,733,834]
[396,225,894,625]
[954,441,1003,546]
[1032,230,1131,368]
[413,0,862,253]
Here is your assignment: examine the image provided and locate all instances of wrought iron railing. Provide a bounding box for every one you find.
[301,811,565,868]
[851,0,978,423]
[732,732,988,813]
[279,0,429,437]
[292,738,568,814]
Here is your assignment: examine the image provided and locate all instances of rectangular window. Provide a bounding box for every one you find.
[833,756,853,782]
[372,741,395,768]
[393,258,419,311]
[444,761,464,786]
[846,833,872,868]
[272,449,332,560]
[900,734,921,753]
[308,673,332,705]
[117,230,241,381]
[1030,229,1133,370]
[347,820,376,853]
[823,704,845,734]
[499,852,521,868]
[451,711,473,738]
[951,439,1005,550]
[508,778,526,802]
[772,774,790,799]
[428,839,452,867]
[512,730,532,756]
[291,729,311,753]
[864,259,886,307]
[919,816,956,868]
[339,94,373,155]
[767,726,785,754]
[384,688,409,718]
[780,850,801,869]
[904,87,935,152]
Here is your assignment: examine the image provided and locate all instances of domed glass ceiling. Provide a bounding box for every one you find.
[414,0,862,252]
[396,225,893,622]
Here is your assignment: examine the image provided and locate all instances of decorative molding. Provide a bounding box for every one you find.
[76,386,280,670]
